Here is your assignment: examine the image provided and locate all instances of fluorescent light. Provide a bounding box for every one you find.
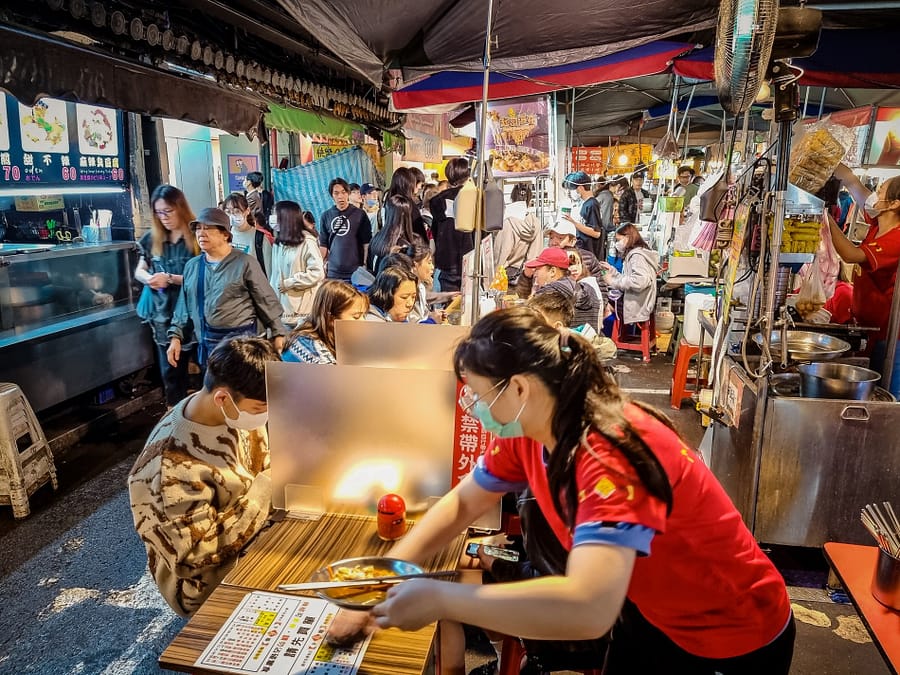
[0,186,126,196]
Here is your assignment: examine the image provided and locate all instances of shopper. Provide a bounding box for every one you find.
[135,185,200,407]
[563,171,606,261]
[226,192,273,276]
[356,308,795,674]
[377,167,428,243]
[546,219,603,279]
[167,208,286,367]
[319,178,372,282]
[594,178,615,244]
[283,280,369,364]
[366,265,418,322]
[368,194,424,273]
[494,182,544,284]
[600,223,658,327]
[348,183,362,208]
[430,158,474,292]
[128,336,280,617]
[269,200,325,326]
[564,246,605,330]
[244,171,274,225]
[404,244,445,324]
[614,177,637,226]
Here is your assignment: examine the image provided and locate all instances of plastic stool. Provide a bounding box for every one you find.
[0,383,58,518]
[498,635,602,675]
[611,315,656,363]
[670,339,712,409]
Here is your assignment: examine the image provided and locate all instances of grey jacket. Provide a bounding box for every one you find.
[169,248,286,341]
[606,247,659,324]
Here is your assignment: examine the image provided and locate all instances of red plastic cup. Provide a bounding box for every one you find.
[377,493,407,541]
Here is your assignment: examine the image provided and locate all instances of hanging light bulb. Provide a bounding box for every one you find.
[617,153,629,166]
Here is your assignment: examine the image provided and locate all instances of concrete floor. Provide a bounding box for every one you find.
[0,352,892,674]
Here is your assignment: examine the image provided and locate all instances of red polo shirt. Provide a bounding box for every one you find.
[851,217,900,344]
[474,403,791,660]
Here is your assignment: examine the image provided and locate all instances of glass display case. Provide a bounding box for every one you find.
[0,242,154,411]
[0,243,137,337]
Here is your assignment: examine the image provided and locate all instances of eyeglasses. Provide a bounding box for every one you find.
[223,208,243,216]
[154,209,175,217]
[458,380,507,412]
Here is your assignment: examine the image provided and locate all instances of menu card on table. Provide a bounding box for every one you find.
[195,591,371,675]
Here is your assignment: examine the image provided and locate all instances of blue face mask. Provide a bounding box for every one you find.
[470,381,527,438]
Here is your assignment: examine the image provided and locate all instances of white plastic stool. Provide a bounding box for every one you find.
[0,383,58,518]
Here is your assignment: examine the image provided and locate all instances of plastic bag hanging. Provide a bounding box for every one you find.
[482,157,505,232]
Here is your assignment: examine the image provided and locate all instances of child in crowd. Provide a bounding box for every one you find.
[283,280,369,364]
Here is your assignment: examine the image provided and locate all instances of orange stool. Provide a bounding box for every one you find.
[670,338,712,409]
[611,315,656,363]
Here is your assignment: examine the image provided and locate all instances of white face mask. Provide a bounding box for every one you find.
[615,239,627,253]
[229,214,243,228]
[219,392,268,430]
[864,191,890,219]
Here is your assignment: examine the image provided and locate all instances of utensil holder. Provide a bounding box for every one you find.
[872,547,900,610]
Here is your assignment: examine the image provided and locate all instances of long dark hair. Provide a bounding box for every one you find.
[275,200,316,245]
[289,280,368,354]
[370,195,418,271]
[453,308,674,526]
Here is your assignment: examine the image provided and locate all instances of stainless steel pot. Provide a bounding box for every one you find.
[753,330,851,361]
[798,362,881,400]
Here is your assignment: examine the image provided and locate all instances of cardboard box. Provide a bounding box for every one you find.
[14,195,65,212]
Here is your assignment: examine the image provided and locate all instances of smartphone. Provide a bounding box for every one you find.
[465,542,521,562]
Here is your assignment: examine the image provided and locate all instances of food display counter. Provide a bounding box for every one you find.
[0,241,154,411]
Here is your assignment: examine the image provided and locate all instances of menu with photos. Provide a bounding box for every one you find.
[195,591,371,675]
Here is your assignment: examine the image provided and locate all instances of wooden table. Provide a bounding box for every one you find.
[824,542,900,675]
[160,511,467,675]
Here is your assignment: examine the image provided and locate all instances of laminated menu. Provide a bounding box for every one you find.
[195,591,372,675]
[789,127,846,195]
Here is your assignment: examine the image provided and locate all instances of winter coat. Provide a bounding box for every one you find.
[605,246,659,324]
[269,232,325,322]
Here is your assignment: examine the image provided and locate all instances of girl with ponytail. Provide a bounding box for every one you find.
[346,307,794,674]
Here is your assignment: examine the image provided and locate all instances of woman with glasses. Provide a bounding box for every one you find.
[167,207,286,369]
[135,185,200,407]
[338,308,795,674]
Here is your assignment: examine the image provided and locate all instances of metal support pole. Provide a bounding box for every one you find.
[469,0,495,324]
[881,257,900,390]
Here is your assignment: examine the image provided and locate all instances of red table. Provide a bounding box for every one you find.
[824,542,900,675]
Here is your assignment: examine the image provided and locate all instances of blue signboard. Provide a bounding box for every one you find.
[0,93,127,187]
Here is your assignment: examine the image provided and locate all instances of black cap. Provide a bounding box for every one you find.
[360,183,377,195]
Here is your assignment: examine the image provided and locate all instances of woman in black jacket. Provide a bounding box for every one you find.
[429,157,474,292]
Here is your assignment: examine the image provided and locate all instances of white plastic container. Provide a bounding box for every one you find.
[683,293,716,345]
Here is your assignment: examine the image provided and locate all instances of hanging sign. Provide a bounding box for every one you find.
[866,107,900,167]
[226,154,258,193]
[571,144,652,176]
[0,94,127,186]
[479,96,551,177]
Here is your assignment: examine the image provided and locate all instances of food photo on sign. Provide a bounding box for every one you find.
[480,96,552,177]
[867,107,900,166]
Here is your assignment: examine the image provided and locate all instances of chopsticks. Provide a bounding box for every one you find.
[277,570,458,592]
[861,502,900,558]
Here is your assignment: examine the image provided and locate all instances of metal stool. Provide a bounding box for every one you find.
[0,383,58,518]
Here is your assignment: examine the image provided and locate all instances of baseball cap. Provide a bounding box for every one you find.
[547,219,577,237]
[190,207,232,240]
[562,171,591,189]
[524,247,571,270]
[360,183,377,195]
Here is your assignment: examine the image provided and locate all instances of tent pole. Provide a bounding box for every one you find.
[470,0,495,324]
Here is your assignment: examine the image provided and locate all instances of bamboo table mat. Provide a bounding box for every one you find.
[159,584,437,675]
[224,512,467,591]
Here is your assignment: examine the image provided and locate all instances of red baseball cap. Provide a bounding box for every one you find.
[524,247,571,270]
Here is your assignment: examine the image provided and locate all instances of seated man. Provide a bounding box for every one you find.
[128,336,281,616]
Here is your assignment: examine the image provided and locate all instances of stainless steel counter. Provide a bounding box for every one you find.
[0,241,154,411]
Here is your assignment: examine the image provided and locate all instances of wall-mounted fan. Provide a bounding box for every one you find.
[714,0,780,116]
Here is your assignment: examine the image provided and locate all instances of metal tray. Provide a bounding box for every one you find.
[769,372,895,401]
[308,556,422,609]
[753,330,850,361]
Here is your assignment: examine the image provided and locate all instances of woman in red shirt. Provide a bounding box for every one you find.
[830,165,900,393]
[352,308,794,674]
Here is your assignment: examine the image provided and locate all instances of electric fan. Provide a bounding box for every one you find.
[714,0,780,116]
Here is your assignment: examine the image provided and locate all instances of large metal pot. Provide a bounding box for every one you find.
[798,362,881,400]
[754,330,851,361]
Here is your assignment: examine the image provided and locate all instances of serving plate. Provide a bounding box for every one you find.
[308,556,422,609]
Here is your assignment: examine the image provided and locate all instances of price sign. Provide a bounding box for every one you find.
[0,93,127,187]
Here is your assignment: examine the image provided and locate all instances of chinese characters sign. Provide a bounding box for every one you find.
[451,381,492,487]
[571,144,653,175]
[479,96,551,177]
[0,94,126,186]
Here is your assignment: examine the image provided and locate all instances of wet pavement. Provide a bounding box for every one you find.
[0,353,891,674]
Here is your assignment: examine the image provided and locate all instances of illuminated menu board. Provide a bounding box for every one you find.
[0,93,127,187]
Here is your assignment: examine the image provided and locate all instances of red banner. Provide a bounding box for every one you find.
[451,381,492,487]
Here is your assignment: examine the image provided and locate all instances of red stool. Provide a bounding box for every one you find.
[670,338,712,409]
[611,315,656,363]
